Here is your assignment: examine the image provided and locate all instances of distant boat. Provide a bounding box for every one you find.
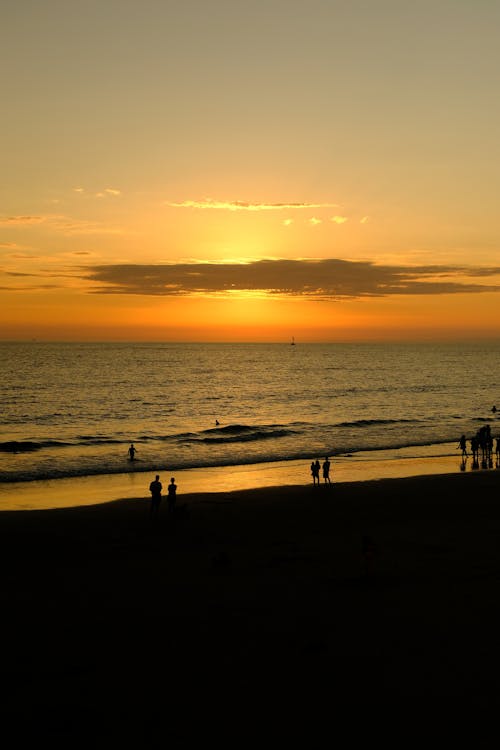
[291,336,296,346]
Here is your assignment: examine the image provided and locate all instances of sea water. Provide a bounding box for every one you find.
[1,341,499,486]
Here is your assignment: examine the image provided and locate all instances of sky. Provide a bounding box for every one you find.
[2,0,500,342]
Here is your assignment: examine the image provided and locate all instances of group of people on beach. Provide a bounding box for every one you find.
[311,457,332,485]
[458,424,500,469]
[148,474,178,518]
[128,444,178,518]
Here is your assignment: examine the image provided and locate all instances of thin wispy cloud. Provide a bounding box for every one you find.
[73,187,121,197]
[166,199,340,212]
[0,216,47,226]
[7,253,40,259]
[0,241,29,250]
[82,259,500,300]
[0,214,122,236]
[331,216,348,224]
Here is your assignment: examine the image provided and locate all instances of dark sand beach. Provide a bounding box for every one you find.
[2,470,500,737]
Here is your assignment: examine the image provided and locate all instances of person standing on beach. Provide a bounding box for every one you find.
[167,477,177,515]
[314,459,321,483]
[322,457,331,484]
[310,459,320,485]
[311,459,321,485]
[149,474,162,518]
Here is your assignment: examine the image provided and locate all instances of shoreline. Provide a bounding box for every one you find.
[0,441,496,510]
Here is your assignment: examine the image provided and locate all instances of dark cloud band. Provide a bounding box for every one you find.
[82,259,500,299]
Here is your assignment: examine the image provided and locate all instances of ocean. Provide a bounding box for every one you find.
[1,341,499,490]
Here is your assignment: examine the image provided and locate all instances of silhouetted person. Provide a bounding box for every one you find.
[322,457,331,484]
[167,477,177,514]
[470,436,479,468]
[311,460,320,485]
[215,419,220,426]
[128,443,136,461]
[492,405,497,414]
[149,474,162,518]
[314,459,321,482]
[458,435,467,458]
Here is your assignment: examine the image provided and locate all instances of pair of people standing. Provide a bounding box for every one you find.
[149,475,177,518]
[310,457,331,485]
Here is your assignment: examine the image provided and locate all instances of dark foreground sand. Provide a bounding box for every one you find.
[1,471,500,738]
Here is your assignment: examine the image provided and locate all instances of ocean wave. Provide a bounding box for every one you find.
[0,440,70,453]
[196,430,294,445]
[337,418,421,428]
[0,436,128,453]
[181,423,298,445]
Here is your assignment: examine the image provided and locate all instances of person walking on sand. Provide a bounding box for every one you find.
[149,474,162,518]
[167,477,177,515]
[458,435,467,458]
[322,457,331,484]
[128,443,137,461]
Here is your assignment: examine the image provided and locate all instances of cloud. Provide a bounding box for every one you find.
[309,217,322,225]
[7,253,40,259]
[0,214,122,235]
[73,187,121,197]
[0,242,29,250]
[165,199,339,211]
[283,219,294,226]
[0,283,63,291]
[331,216,348,224]
[0,216,46,226]
[81,259,500,299]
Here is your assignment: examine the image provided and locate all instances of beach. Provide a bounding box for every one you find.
[2,467,500,737]
[0,443,476,511]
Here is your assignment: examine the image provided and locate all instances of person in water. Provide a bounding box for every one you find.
[128,443,136,461]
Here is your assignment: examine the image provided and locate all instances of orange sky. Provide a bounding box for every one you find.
[2,1,500,342]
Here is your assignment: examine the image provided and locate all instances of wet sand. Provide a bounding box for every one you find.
[1,468,500,737]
